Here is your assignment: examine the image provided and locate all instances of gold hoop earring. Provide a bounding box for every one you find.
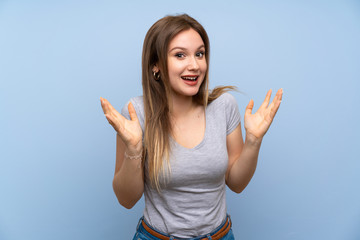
[153,71,160,80]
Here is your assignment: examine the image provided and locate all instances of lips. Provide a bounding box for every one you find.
[181,75,199,86]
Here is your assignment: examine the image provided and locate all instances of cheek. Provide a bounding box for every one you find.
[168,61,184,75]
[200,62,207,82]
[201,60,208,72]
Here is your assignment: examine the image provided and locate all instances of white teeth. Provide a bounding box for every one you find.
[182,76,197,81]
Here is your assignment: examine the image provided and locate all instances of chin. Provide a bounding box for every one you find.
[185,88,201,96]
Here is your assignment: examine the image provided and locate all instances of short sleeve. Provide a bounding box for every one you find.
[224,93,241,135]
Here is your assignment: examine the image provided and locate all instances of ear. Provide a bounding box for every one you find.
[152,65,159,73]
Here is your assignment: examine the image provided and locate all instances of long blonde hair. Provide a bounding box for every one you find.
[142,14,235,190]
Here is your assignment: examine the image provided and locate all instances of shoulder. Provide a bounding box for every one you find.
[130,96,144,110]
[208,92,241,134]
[121,96,144,120]
[209,92,238,108]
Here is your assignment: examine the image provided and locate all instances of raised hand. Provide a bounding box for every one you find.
[244,89,283,142]
[100,97,143,154]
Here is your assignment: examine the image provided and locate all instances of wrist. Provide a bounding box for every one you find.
[124,146,143,157]
[124,149,143,169]
[124,151,142,160]
[245,133,263,147]
[116,133,143,156]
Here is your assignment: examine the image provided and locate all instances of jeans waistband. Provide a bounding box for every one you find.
[136,214,232,240]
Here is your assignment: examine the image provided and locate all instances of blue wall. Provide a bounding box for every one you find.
[1,0,359,239]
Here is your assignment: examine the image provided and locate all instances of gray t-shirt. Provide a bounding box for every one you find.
[121,92,241,238]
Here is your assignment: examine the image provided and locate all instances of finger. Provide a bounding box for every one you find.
[268,88,282,110]
[128,102,139,122]
[278,88,283,101]
[105,100,125,121]
[273,88,282,100]
[269,91,282,120]
[259,89,272,110]
[102,98,128,127]
[106,113,126,134]
[102,98,122,121]
[104,113,116,128]
[103,98,115,113]
[100,97,112,114]
[266,88,282,111]
[245,99,254,116]
[267,90,279,111]
[100,97,107,113]
[269,102,280,120]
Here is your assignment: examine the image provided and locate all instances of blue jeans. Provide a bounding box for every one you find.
[132,215,235,240]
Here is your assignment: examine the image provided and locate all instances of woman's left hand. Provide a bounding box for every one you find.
[244,88,283,143]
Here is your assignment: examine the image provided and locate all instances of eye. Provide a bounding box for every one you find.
[175,53,185,58]
[196,51,205,58]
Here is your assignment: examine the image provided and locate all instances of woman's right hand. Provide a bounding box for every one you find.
[100,97,143,155]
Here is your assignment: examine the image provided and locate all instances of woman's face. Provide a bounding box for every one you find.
[166,28,207,98]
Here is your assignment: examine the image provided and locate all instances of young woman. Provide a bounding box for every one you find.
[100,14,282,240]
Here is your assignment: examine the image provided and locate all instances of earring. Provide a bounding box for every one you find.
[153,71,160,80]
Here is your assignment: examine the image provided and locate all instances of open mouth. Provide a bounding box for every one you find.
[181,76,198,81]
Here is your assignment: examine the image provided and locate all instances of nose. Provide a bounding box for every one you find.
[187,56,199,71]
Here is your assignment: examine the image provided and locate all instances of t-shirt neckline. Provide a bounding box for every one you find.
[170,107,209,151]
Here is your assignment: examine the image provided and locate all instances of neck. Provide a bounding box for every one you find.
[169,93,198,119]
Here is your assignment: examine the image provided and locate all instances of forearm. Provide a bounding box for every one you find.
[227,135,262,193]
[113,155,144,209]
[113,135,144,209]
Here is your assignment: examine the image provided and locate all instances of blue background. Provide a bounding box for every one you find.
[1,0,359,239]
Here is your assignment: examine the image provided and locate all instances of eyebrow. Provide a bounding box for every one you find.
[169,44,205,52]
